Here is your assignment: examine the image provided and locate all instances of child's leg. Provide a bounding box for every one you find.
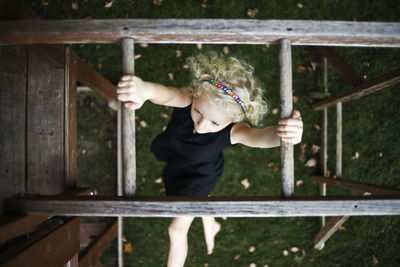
[167,216,195,267]
[201,216,221,254]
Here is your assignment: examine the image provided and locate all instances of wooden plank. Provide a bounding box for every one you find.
[66,253,79,267]
[336,102,342,178]
[312,176,400,195]
[317,47,363,86]
[0,217,79,267]
[79,219,117,267]
[314,215,350,250]
[79,222,107,249]
[278,39,294,198]
[4,195,400,217]
[320,57,328,227]
[1,19,400,47]
[0,46,27,213]
[313,68,400,110]
[65,46,78,190]
[26,50,65,195]
[121,38,136,197]
[0,215,49,245]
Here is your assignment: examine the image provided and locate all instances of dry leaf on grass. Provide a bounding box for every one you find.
[297,3,304,8]
[197,43,203,50]
[139,43,149,48]
[153,0,162,5]
[351,152,360,159]
[168,73,174,80]
[272,108,278,115]
[297,66,306,73]
[241,178,250,189]
[234,254,241,260]
[154,177,162,184]
[296,180,303,186]
[124,242,133,253]
[291,247,299,253]
[305,158,317,167]
[339,226,346,231]
[311,144,320,154]
[283,250,289,256]
[105,0,115,8]
[161,113,169,119]
[41,0,50,5]
[140,120,147,128]
[314,124,321,131]
[183,64,189,69]
[247,8,259,18]
[134,54,141,60]
[223,46,229,55]
[310,61,318,71]
[122,234,127,242]
[176,50,181,58]
[268,162,279,172]
[72,2,78,10]
[293,96,299,103]
[372,255,378,265]
[201,0,208,8]
[249,263,256,267]
[249,246,255,253]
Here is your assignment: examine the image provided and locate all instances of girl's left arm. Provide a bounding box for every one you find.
[231,110,303,148]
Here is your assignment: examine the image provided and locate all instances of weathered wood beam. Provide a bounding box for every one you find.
[79,219,117,267]
[313,68,400,110]
[1,19,400,47]
[0,215,49,245]
[317,47,363,86]
[4,196,400,217]
[312,176,400,195]
[278,39,294,198]
[0,217,79,267]
[314,215,350,250]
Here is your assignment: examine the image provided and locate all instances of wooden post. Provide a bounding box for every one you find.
[320,57,328,229]
[278,39,294,198]
[336,102,342,178]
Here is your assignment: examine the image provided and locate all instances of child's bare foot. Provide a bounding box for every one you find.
[204,220,221,254]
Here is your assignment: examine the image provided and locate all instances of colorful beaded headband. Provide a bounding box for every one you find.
[201,77,248,112]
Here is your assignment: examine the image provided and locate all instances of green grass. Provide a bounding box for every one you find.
[23,0,400,266]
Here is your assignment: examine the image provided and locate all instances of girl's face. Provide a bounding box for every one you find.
[191,97,233,134]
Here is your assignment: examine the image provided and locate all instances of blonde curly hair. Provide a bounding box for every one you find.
[187,53,268,126]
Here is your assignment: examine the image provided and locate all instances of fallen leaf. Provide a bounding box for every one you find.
[296,66,306,73]
[249,263,256,267]
[153,0,162,5]
[72,2,78,10]
[197,43,203,50]
[379,152,383,158]
[241,178,250,189]
[249,246,255,253]
[264,265,270,267]
[296,180,303,186]
[302,249,306,257]
[223,46,229,55]
[311,144,320,154]
[310,258,316,263]
[168,73,174,80]
[234,254,241,260]
[299,154,306,163]
[272,108,279,115]
[134,54,141,60]
[363,61,370,67]
[293,96,299,103]
[122,235,127,242]
[300,143,307,153]
[176,50,181,58]
[351,152,360,160]
[204,263,209,267]
[104,0,115,8]
[140,120,147,128]
[305,158,317,167]
[41,0,50,5]
[247,8,259,18]
[297,2,303,8]
[183,64,189,69]
[155,177,162,184]
[372,255,378,265]
[159,187,166,193]
[97,63,103,70]
[139,43,149,48]
[311,61,318,71]
[161,113,169,119]
[291,247,299,253]
[339,226,346,231]
[107,140,112,149]
[363,74,367,80]
[283,250,289,256]
[201,0,208,8]
[222,217,228,220]
[124,242,133,253]
[314,124,321,131]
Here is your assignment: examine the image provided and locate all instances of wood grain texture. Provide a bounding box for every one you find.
[312,176,400,195]
[278,39,294,198]
[4,195,400,217]
[0,217,79,267]
[313,68,400,110]
[1,19,400,47]
[0,46,27,210]
[27,51,65,195]
[79,219,117,267]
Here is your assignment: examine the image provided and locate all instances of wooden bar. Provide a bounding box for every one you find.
[26,50,65,195]
[65,46,78,190]
[313,68,400,110]
[317,47,363,86]
[79,219,117,267]
[1,19,400,47]
[66,253,79,267]
[0,215,49,245]
[0,46,27,212]
[4,195,400,217]
[278,39,294,198]
[121,38,136,197]
[312,176,400,195]
[336,102,342,178]
[0,217,79,267]
[314,215,349,250]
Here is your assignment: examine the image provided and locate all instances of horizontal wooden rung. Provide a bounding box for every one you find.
[4,195,400,217]
[1,19,400,47]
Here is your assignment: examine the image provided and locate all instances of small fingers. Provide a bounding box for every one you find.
[277,125,302,132]
[278,118,303,127]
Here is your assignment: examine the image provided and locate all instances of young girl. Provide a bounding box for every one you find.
[117,54,303,267]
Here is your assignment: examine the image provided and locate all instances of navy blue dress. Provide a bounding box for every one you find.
[151,104,234,196]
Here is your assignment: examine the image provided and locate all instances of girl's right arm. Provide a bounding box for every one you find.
[117,75,192,110]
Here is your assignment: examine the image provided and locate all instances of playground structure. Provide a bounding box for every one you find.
[1,1,400,266]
